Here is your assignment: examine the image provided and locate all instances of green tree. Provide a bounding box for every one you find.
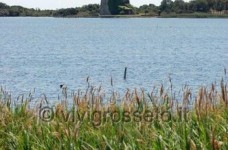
[214,0,227,11]
[139,4,159,15]
[80,4,100,16]
[53,8,78,17]
[0,9,9,16]
[0,2,9,9]
[173,0,186,13]
[160,0,174,13]
[108,0,130,14]
[189,0,209,12]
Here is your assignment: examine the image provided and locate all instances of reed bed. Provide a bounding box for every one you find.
[0,79,228,149]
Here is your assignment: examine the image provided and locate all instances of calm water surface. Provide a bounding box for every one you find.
[0,17,227,99]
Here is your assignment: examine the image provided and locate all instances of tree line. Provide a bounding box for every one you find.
[0,2,52,16]
[138,0,228,16]
[0,0,228,17]
[159,0,228,14]
[0,2,99,17]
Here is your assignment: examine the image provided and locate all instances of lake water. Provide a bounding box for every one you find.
[0,17,227,100]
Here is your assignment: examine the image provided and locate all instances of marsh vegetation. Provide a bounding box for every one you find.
[0,76,227,149]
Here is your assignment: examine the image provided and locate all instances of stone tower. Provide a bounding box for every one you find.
[100,0,111,15]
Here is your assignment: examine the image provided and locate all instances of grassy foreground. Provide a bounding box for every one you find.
[0,79,228,149]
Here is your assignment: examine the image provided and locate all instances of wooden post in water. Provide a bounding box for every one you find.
[124,67,127,80]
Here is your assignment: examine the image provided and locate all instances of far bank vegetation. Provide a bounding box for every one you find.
[0,0,228,18]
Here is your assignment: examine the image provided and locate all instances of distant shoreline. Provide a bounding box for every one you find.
[1,12,228,18]
[1,1,228,19]
[1,14,228,19]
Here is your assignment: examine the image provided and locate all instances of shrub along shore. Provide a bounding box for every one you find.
[0,77,228,149]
